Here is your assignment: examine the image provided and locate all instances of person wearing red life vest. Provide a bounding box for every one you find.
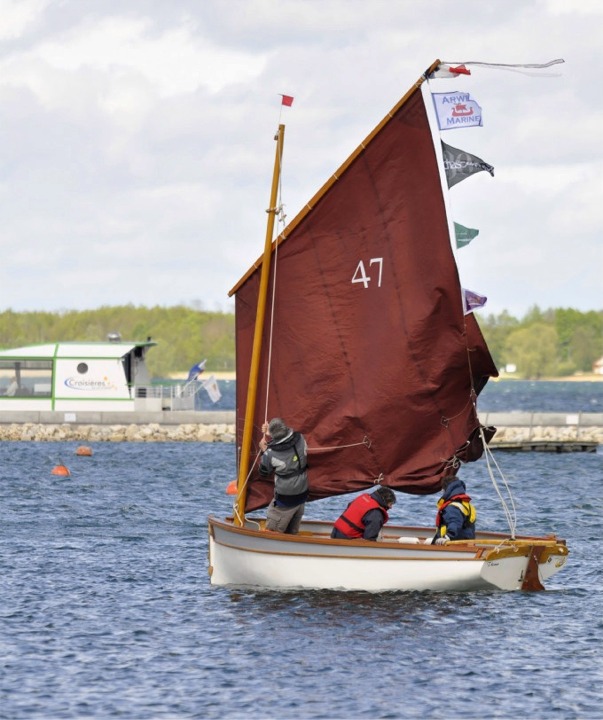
[331,486,396,540]
[433,473,476,545]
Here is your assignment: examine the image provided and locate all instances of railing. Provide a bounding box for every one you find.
[133,383,198,411]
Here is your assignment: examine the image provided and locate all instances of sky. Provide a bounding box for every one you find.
[0,0,601,319]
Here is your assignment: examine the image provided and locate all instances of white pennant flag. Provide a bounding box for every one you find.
[202,375,222,404]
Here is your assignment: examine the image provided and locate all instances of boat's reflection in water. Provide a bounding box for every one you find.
[225,585,485,621]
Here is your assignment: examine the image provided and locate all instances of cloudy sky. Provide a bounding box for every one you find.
[0,0,601,318]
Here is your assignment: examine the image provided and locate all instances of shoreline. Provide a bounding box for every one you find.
[0,419,601,445]
[0,422,236,443]
[172,372,603,382]
[495,373,603,382]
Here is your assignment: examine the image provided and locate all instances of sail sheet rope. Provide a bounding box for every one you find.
[464,348,517,537]
[233,448,262,526]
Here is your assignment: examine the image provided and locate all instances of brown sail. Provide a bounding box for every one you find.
[231,68,498,512]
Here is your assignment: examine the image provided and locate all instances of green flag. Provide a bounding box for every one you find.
[454,222,480,249]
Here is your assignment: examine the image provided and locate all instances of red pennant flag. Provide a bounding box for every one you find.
[449,65,471,76]
[430,64,472,79]
[280,94,294,107]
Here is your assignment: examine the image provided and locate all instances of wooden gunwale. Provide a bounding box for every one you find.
[208,516,566,563]
[211,540,484,562]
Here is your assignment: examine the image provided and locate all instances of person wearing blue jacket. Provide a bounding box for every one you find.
[433,474,476,544]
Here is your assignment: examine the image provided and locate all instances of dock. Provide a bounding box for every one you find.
[0,411,600,449]
[483,412,602,453]
[490,440,598,453]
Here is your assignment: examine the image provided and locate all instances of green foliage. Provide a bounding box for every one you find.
[504,323,559,379]
[1,304,601,380]
[477,306,603,379]
[0,305,235,378]
[476,310,519,369]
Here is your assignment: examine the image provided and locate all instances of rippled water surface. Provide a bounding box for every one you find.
[1,439,602,719]
[479,380,602,413]
[208,379,603,414]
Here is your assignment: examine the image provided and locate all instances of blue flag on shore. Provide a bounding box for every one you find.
[187,359,207,382]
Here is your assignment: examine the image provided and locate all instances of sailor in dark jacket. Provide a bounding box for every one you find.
[259,417,309,534]
[433,474,476,544]
[331,486,396,541]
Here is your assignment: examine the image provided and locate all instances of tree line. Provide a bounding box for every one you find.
[0,305,235,378]
[478,306,603,378]
[0,305,601,380]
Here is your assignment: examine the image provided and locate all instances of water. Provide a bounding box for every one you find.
[479,380,603,413]
[1,440,602,718]
[206,379,603,413]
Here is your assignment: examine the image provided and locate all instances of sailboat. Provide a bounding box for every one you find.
[207,59,569,592]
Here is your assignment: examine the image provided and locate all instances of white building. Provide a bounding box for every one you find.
[0,339,169,412]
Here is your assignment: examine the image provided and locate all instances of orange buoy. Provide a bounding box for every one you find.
[51,465,70,477]
[75,446,93,457]
[225,480,238,495]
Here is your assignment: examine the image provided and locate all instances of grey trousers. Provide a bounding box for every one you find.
[266,500,305,534]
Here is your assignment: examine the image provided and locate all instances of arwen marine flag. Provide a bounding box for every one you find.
[442,142,494,188]
[432,91,483,130]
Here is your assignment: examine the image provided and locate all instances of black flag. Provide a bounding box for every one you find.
[442,142,494,188]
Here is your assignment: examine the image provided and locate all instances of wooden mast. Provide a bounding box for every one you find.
[234,123,285,526]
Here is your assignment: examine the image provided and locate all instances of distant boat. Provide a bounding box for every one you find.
[208,59,568,592]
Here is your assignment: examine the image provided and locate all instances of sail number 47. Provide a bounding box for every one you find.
[352,258,383,288]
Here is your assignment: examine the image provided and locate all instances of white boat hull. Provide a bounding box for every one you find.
[208,517,568,592]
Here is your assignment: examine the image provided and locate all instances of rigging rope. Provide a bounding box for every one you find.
[262,127,288,427]
[233,449,262,526]
[308,437,370,452]
[263,220,278,425]
[460,320,517,537]
[479,424,518,539]
[260,145,371,458]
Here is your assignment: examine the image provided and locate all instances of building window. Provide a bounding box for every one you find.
[0,359,53,397]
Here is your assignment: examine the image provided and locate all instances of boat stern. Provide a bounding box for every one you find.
[479,538,569,591]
